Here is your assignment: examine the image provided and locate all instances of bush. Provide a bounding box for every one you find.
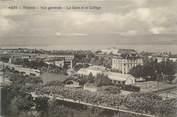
[98,86,121,94]
[154,98,177,117]
[37,86,124,108]
[121,85,140,92]
[124,93,162,114]
[94,73,113,87]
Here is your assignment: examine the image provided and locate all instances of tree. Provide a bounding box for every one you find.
[15,95,34,111]
[130,59,177,81]
[94,73,112,87]
[143,60,158,79]
[129,60,158,80]
[158,60,176,76]
[0,56,10,62]
[35,97,49,113]
[88,72,94,83]
[129,65,143,78]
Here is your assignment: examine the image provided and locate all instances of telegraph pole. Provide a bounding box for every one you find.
[2,63,5,83]
[154,69,160,93]
[157,72,160,92]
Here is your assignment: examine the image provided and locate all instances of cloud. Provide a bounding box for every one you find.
[56,32,61,36]
[0,10,13,36]
[131,0,177,8]
[149,27,166,34]
[0,17,10,35]
[66,33,88,36]
[0,9,23,37]
[56,32,88,37]
[2,0,176,36]
[1,0,177,46]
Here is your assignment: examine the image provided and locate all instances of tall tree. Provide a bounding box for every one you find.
[130,60,176,81]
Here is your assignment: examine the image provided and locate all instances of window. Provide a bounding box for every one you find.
[114,80,117,84]
[112,80,114,84]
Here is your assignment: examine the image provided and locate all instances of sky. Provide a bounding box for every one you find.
[0,0,177,51]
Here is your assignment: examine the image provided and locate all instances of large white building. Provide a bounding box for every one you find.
[112,57,143,74]
[77,65,135,85]
[112,49,143,74]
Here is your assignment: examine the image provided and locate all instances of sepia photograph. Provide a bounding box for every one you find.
[0,0,177,117]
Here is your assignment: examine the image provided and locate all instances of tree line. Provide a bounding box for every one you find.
[130,59,177,82]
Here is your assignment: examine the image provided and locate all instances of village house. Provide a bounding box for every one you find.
[63,79,81,88]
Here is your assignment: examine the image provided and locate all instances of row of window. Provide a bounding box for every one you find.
[112,60,142,64]
[111,80,125,85]
[112,63,137,69]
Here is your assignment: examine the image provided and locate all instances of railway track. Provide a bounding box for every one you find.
[28,92,157,117]
[152,86,177,94]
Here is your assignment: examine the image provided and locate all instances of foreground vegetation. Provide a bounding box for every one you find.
[36,84,177,116]
[1,71,177,117]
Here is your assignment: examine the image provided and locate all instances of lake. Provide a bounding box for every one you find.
[40,72,68,84]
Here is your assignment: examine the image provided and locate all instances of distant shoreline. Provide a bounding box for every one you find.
[0,44,177,54]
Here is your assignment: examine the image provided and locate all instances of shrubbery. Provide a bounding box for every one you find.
[153,98,177,117]
[98,86,121,94]
[37,86,124,108]
[124,93,177,116]
[121,85,140,92]
[124,93,162,114]
[4,70,177,117]
[2,72,42,116]
[37,86,177,116]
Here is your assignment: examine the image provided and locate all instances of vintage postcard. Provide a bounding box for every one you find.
[0,0,177,117]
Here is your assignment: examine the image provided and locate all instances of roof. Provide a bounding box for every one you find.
[118,49,137,54]
[77,66,106,76]
[77,66,135,82]
[87,65,106,71]
[106,72,135,81]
